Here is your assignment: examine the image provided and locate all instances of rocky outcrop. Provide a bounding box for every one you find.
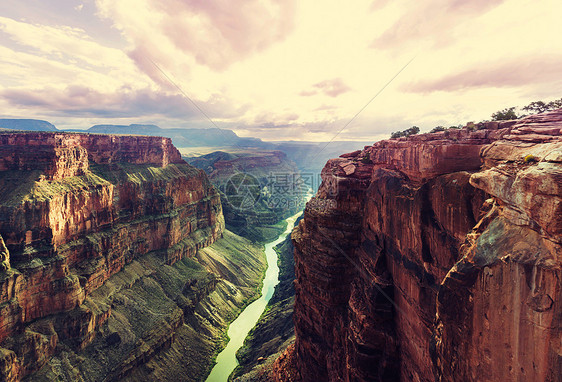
[0,132,183,180]
[0,235,9,271]
[284,110,562,381]
[434,113,562,382]
[189,150,290,178]
[0,132,224,381]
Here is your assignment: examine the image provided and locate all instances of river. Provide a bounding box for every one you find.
[205,212,301,382]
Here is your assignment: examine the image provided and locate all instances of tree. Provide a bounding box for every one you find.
[390,126,420,139]
[522,101,548,114]
[550,98,562,110]
[491,107,519,121]
[523,98,562,114]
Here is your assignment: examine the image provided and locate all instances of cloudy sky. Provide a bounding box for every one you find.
[0,0,561,141]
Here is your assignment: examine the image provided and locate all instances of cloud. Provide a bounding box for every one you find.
[0,16,147,92]
[234,112,412,142]
[0,16,129,70]
[96,0,297,71]
[314,104,337,112]
[127,46,178,91]
[402,55,562,93]
[2,0,562,142]
[0,85,246,120]
[314,78,352,97]
[300,78,351,98]
[371,0,505,49]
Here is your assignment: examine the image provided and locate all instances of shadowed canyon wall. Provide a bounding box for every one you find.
[278,110,562,381]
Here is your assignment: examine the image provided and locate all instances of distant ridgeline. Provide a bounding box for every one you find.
[0,119,57,131]
[0,119,268,148]
[82,124,268,148]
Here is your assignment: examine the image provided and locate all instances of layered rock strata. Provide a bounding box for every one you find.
[32,230,267,382]
[0,132,224,381]
[285,111,562,381]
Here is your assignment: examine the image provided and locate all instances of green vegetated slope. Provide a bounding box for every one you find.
[232,216,302,381]
[91,162,201,185]
[32,230,267,382]
[0,163,200,207]
[0,169,110,206]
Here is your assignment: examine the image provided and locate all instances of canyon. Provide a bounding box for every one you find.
[1,108,560,382]
[0,132,268,381]
[265,110,562,381]
[232,222,299,382]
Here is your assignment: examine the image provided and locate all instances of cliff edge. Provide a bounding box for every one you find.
[276,110,561,381]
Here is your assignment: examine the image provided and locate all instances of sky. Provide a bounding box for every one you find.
[0,0,561,142]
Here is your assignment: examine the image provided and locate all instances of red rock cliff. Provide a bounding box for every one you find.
[284,110,561,381]
[0,132,224,381]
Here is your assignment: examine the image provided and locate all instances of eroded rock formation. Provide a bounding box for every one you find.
[0,132,225,381]
[281,111,561,381]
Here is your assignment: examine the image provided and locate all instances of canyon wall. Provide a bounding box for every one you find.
[282,111,561,381]
[0,132,226,381]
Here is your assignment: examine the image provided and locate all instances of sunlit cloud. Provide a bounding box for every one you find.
[95,0,296,70]
[299,78,352,98]
[0,85,247,120]
[402,55,562,93]
[371,0,506,49]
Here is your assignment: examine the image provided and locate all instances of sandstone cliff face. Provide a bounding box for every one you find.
[286,111,562,381]
[0,132,224,381]
[435,113,562,382]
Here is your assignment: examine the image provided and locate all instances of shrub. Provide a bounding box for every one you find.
[391,126,420,139]
[491,107,519,121]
